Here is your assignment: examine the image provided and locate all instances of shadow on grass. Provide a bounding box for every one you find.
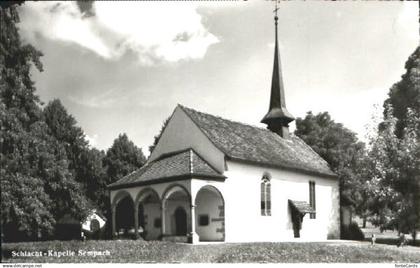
[363,237,420,247]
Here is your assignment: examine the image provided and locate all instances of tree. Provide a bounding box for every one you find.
[365,107,420,241]
[364,108,401,230]
[1,172,53,241]
[30,120,91,223]
[100,133,146,238]
[396,109,420,240]
[1,3,52,240]
[0,3,90,240]
[294,111,367,211]
[43,99,111,213]
[384,46,420,138]
[82,148,108,211]
[366,47,420,242]
[43,99,89,179]
[148,117,170,154]
[104,133,146,183]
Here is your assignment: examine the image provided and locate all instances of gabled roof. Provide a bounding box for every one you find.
[108,148,225,190]
[179,105,336,178]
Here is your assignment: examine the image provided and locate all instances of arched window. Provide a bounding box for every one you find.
[261,173,271,216]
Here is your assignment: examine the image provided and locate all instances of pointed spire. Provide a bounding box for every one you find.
[261,3,294,138]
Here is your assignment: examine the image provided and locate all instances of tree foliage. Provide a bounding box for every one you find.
[1,4,89,240]
[364,46,420,241]
[365,107,420,240]
[384,46,420,138]
[148,117,170,154]
[0,3,154,241]
[294,111,367,207]
[104,133,146,183]
[43,99,88,168]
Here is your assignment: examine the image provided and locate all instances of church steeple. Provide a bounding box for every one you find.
[261,4,294,138]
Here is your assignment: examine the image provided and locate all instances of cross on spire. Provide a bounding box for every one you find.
[261,0,294,138]
[273,0,280,19]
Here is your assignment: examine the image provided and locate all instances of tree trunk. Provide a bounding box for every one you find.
[363,217,367,228]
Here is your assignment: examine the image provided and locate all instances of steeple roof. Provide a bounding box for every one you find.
[261,10,294,129]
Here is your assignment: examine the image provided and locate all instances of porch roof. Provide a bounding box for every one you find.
[288,199,316,214]
[108,148,225,190]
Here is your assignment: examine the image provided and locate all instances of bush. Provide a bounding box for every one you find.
[341,222,365,241]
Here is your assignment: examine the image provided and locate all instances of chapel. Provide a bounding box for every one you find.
[107,9,340,243]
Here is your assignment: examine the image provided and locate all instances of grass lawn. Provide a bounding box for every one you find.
[1,240,419,263]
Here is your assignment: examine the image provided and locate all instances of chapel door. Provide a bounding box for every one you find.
[291,209,303,238]
[174,207,187,235]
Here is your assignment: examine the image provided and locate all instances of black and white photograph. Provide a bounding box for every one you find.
[0,0,419,265]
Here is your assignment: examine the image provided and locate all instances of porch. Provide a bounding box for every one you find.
[108,149,226,244]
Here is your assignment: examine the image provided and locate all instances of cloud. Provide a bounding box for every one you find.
[67,89,125,108]
[18,1,219,64]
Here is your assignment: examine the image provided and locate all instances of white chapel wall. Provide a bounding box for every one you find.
[142,203,161,240]
[222,161,340,242]
[148,106,225,172]
[191,179,226,242]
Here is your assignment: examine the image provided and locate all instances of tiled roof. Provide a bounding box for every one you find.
[288,200,316,214]
[108,149,225,189]
[180,105,336,178]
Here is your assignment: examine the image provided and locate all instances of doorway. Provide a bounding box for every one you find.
[291,208,303,238]
[174,207,187,235]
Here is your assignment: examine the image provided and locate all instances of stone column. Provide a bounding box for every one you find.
[134,204,139,239]
[112,206,116,239]
[161,202,166,238]
[189,204,199,244]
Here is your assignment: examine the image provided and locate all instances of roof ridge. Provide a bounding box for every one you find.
[179,104,275,134]
[153,148,191,162]
[189,148,224,175]
[150,147,222,176]
[108,163,149,187]
[189,148,194,174]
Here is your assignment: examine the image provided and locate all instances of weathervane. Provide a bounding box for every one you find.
[272,0,280,28]
[273,0,280,20]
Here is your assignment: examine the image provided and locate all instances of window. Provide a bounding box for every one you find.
[261,173,271,216]
[154,218,161,228]
[309,181,316,219]
[199,215,209,226]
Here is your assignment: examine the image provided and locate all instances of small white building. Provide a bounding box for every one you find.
[107,14,340,243]
[81,209,106,234]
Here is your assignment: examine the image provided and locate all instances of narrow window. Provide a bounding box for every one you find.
[261,180,266,215]
[309,181,316,219]
[266,182,271,216]
[261,173,271,216]
[199,215,209,226]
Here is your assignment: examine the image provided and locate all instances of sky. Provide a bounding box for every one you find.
[17,1,419,155]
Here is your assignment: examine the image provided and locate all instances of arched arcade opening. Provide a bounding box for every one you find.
[195,185,225,242]
[135,189,161,240]
[162,185,191,239]
[113,191,135,238]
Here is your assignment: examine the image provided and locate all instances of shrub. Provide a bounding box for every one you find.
[341,222,365,241]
